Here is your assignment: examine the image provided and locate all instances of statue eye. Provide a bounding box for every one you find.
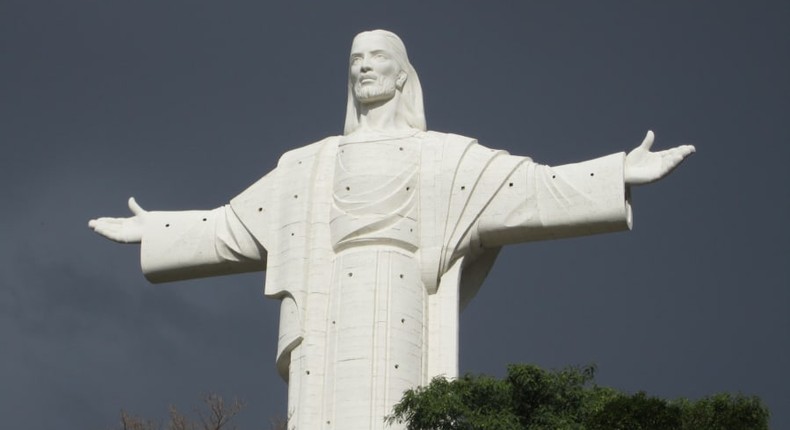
[350,57,362,65]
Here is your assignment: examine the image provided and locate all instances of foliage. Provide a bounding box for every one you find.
[387,364,769,430]
[587,391,682,430]
[679,393,771,430]
[386,372,520,429]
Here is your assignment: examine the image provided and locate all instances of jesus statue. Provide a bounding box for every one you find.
[89,29,695,429]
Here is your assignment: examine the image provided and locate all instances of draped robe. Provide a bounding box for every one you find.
[138,131,631,429]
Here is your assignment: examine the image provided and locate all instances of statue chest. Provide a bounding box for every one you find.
[330,138,421,251]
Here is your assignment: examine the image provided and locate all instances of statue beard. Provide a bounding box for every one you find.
[353,78,398,104]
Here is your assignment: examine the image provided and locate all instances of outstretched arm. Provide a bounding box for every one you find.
[625,131,695,185]
[478,131,695,248]
[89,197,267,283]
[478,151,633,247]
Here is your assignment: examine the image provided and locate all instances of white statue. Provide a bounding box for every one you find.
[89,30,694,429]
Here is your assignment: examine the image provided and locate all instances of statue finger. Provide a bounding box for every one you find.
[639,130,655,151]
[90,222,112,238]
[89,218,110,230]
[94,224,129,243]
[659,147,694,175]
[128,197,145,215]
[89,217,122,235]
[666,145,695,165]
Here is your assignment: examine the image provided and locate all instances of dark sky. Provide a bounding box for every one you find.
[2,1,788,428]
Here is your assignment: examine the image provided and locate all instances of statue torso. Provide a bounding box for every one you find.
[330,132,421,252]
[324,131,428,426]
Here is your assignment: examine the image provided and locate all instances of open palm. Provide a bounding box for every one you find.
[625,131,696,185]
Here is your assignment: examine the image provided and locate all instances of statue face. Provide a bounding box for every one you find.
[349,33,406,105]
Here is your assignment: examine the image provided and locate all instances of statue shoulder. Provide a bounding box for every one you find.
[421,130,476,145]
[420,130,513,157]
[277,135,340,167]
[234,135,338,200]
[230,135,340,247]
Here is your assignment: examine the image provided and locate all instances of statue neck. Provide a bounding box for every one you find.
[353,93,410,134]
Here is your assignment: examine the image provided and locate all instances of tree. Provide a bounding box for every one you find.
[115,394,286,430]
[387,364,769,430]
[679,393,771,430]
[586,391,683,430]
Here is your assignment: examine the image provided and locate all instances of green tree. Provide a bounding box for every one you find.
[386,364,769,430]
[587,392,682,430]
[680,393,771,430]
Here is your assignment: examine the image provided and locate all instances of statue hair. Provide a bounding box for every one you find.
[343,30,426,135]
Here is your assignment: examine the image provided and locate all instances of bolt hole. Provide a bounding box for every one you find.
[165,224,170,228]
[202,218,207,221]
[258,207,263,212]
[306,370,310,375]
[461,186,466,190]
[294,194,298,199]
[348,272,353,277]
[394,364,399,369]
[590,173,595,176]
[509,182,513,187]
[401,318,405,323]
[346,186,350,191]
[399,274,404,279]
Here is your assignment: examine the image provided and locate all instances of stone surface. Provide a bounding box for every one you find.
[89,30,694,430]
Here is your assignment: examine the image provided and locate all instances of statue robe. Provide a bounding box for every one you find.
[138,131,631,429]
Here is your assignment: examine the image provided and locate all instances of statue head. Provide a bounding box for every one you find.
[343,30,426,135]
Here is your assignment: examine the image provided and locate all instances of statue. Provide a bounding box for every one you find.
[89,30,695,429]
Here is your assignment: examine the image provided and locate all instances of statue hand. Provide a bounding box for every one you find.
[624,130,696,185]
[88,197,148,243]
